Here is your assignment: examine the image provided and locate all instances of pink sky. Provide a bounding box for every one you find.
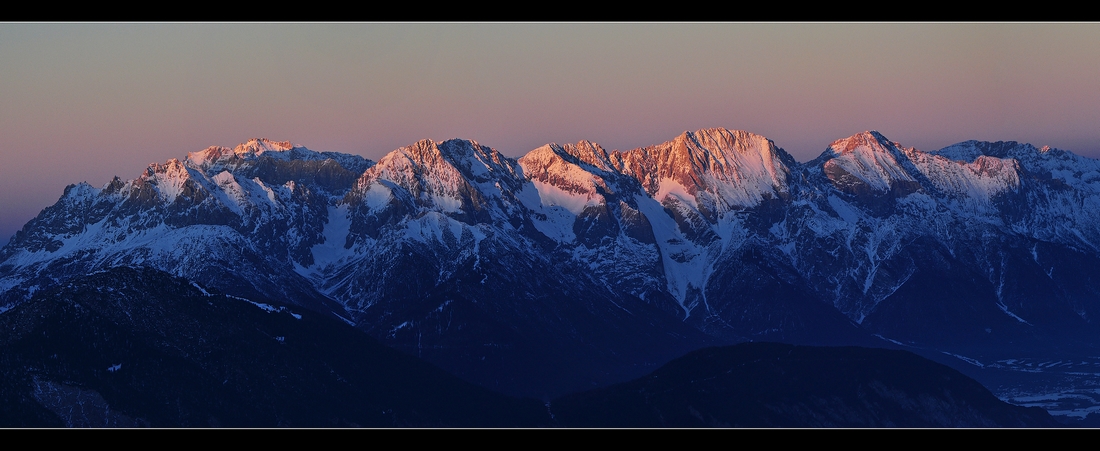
[3,23,1100,245]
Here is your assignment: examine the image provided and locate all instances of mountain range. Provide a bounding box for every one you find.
[3,128,1100,404]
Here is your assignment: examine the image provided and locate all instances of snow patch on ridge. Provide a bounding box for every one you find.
[361,182,394,211]
[527,180,598,215]
[655,179,698,210]
[304,204,353,274]
[403,211,486,246]
[514,183,577,243]
[635,194,711,318]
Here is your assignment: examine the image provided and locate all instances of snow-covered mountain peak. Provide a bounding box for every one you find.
[930,140,1081,165]
[347,138,522,225]
[818,131,920,196]
[178,139,375,197]
[235,138,295,155]
[186,146,236,169]
[144,157,187,174]
[559,140,614,172]
[380,139,466,167]
[650,127,787,172]
[827,131,896,155]
[814,133,1027,207]
[933,140,1030,163]
[934,140,1100,198]
[518,143,610,201]
[185,138,303,172]
[518,143,566,171]
[520,141,613,176]
[677,128,775,151]
[134,157,204,203]
[141,158,189,181]
[608,128,792,214]
[373,138,518,185]
[60,182,99,203]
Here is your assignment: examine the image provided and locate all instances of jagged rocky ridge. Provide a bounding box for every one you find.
[3,130,1100,398]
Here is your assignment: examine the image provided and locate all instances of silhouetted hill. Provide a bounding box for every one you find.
[550,342,1058,427]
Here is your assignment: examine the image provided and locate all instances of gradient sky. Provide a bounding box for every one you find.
[3,22,1100,245]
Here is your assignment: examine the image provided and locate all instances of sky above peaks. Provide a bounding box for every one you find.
[3,22,1100,245]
